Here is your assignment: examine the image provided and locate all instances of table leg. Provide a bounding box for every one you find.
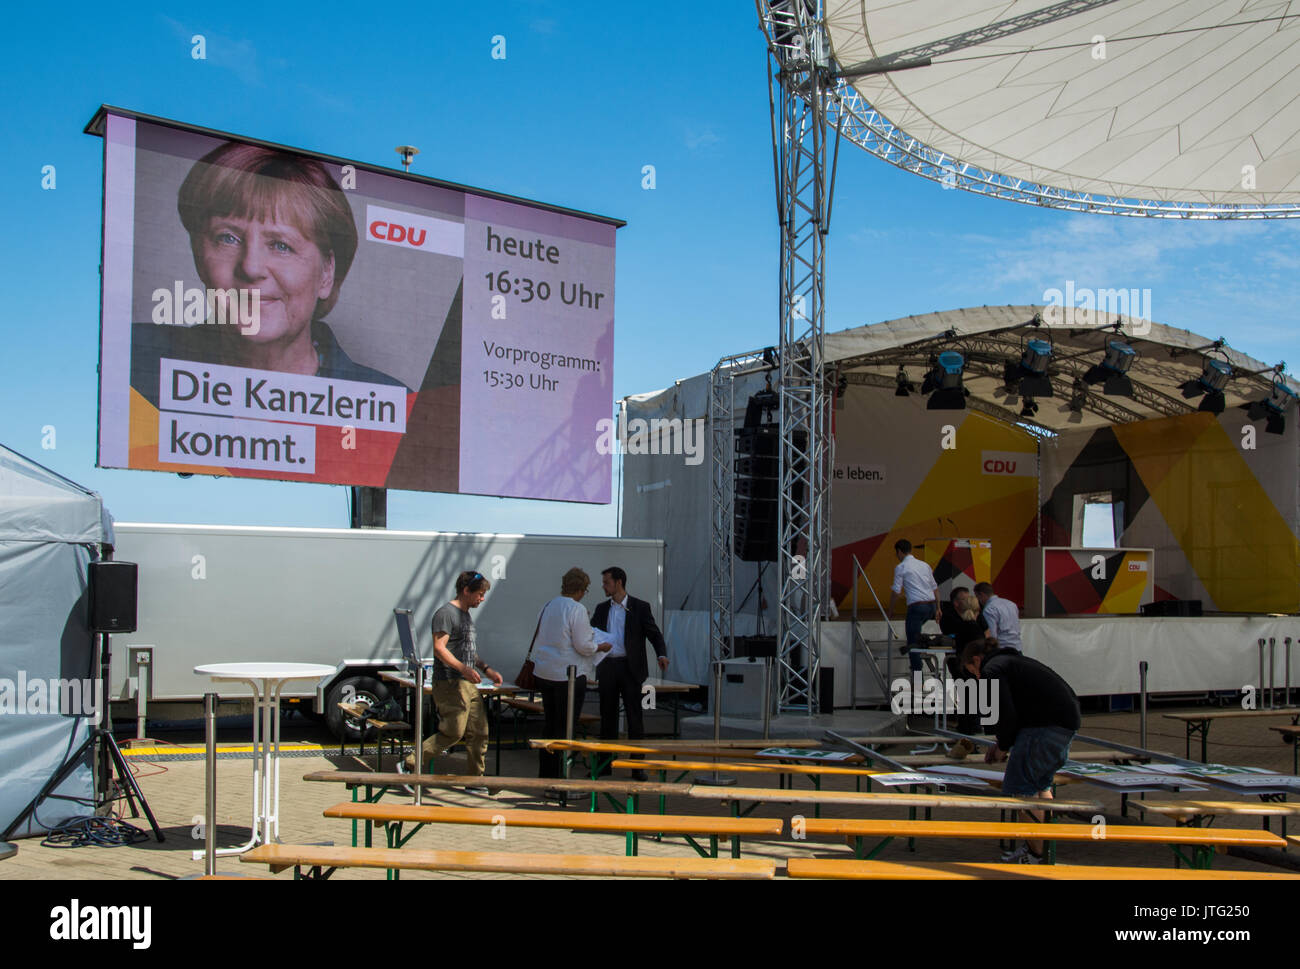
[272,680,285,842]
[206,678,265,857]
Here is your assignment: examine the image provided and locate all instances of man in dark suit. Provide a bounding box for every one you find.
[592,567,669,778]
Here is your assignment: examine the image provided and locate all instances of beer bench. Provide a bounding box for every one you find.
[689,784,1102,817]
[785,858,1300,880]
[1132,798,1300,840]
[240,844,775,880]
[688,785,1102,856]
[302,769,692,830]
[1163,708,1300,762]
[335,701,410,772]
[502,697,600,727]
[798,817,1286,869]
[1270,725,1300,775]
[323,801,783,860]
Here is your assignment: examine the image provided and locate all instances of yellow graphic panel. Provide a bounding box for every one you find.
[128,389,232,476]
[1099,552,1152,614]
[849,413,1040,610]
[1115,416,1298,613]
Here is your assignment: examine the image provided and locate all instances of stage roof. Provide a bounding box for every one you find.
[824,0,1300,210]
[630,306,1297,436]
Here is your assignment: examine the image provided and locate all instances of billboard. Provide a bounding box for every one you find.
[89,107,621,502]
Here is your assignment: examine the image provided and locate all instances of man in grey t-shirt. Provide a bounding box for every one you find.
[402,571,502,781]
[431,600,478,681]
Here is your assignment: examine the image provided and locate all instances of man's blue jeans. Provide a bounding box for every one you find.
[905,601,936,672]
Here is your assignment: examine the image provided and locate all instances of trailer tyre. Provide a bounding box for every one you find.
[326,676,392,742]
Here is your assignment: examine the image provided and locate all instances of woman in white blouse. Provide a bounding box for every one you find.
[533,567,611,781]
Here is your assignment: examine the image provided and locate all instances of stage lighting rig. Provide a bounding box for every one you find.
[894,365,915,397]
[1178,353,1232,415]
[921,350,968,410]
[1060,379,1088,424]
[1245,371,1298,435]
[1002,337,1055,400]
[1082,338,1137,397]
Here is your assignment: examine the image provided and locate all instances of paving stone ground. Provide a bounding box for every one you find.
[2,705,1296,880]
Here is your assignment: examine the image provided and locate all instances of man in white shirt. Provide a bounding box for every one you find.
[974,581,1022,653]
[887,539,941,672]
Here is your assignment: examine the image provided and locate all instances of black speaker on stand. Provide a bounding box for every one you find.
[4,560,163,842]
[733,391,807,562]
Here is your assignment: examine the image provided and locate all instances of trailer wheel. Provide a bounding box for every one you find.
[325,676,391,742]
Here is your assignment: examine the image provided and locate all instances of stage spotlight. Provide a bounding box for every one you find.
[894,366,914,397]
[1019,397,1039,419]
[1083,339,1137,397]
[1178,357,1232,415]
[921,350,967,410]
[1246,376,1298,435]
[1016,339,1055,398]
[1060,380,1087,424]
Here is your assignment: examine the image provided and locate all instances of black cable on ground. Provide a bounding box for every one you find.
[40,816,150,848]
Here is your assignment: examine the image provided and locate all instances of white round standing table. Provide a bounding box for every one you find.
[194,662,335,856]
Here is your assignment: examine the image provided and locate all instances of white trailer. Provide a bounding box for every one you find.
[107,523,665,738]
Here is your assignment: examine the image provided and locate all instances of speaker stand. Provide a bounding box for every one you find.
[2,723,165,842]
[2,633,164,842]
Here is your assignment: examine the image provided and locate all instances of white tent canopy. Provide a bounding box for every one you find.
[825,0,1300,207]
[0,444,113,838]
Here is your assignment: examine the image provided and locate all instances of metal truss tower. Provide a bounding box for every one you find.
[757,0,834,712]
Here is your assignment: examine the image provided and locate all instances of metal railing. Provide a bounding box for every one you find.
[848,554,896,708]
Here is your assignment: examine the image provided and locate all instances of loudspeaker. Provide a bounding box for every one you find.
[734,423,780,561]
[89,561,138,633]
[734,635,777,659]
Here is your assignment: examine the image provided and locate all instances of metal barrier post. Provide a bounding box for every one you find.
[1259,639,1266,709]
[695,661,735,785]
[762,657,772,740]
[1138,661,1149,750]
[564,665,576,780]
[1269,638,1277,709]
[851,576,858,709]
[413,661,425,806]
[1286,637,1293,708]
[204,692,217,877]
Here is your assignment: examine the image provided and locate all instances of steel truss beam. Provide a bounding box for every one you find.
[709,350,774,672]
[758,0,833,713]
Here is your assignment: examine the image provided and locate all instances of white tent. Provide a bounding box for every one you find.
[0,444,115,838]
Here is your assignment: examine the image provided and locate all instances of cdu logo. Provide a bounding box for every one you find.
[364,204,464,257]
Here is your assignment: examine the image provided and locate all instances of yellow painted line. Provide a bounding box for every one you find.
[122,744,330,757]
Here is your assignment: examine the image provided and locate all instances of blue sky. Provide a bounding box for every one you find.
[3,3,1297,536]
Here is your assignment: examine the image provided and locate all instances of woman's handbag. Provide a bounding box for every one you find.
[515,608,545,691]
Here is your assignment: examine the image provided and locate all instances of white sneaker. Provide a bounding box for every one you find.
[1000,844,1043,864]
[393,758,415,796]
